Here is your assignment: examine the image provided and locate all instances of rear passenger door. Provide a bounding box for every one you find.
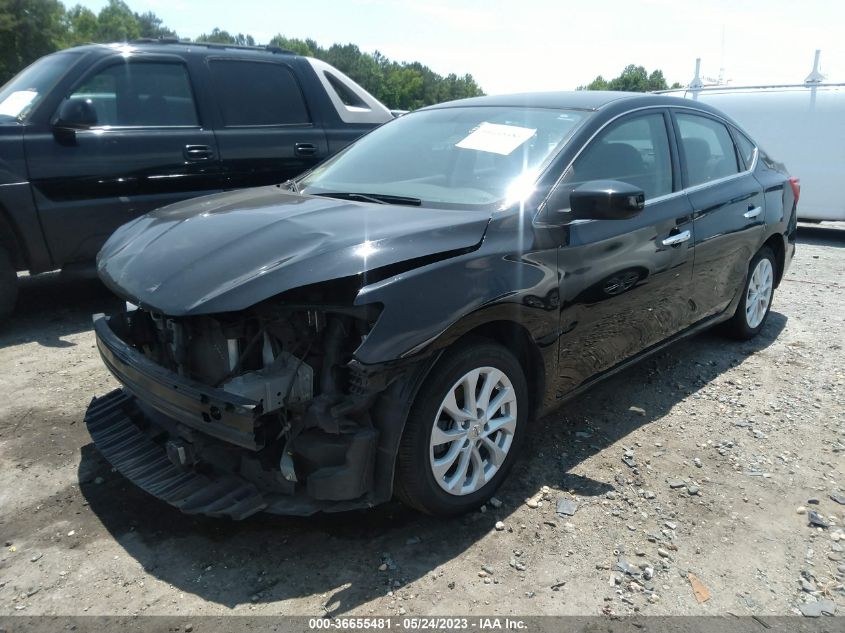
[25,56,221,266]
[206,59,328,188]
[672,110,765,317]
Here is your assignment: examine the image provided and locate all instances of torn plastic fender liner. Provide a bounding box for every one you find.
[93,313,264,450]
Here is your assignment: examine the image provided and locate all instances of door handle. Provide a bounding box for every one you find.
[294,142,318,157]
[662,229,691,247]
[744,205,762,219]
[184,145,214,161]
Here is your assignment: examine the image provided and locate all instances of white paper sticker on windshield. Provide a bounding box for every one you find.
[456,122,536,155]
[0,90,37,117]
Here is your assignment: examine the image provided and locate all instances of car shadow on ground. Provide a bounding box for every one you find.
[0,272,121,349]
[796,223,845,248]
[76,311,787,615]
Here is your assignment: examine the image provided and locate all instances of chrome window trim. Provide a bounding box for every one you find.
[540,103,758,215]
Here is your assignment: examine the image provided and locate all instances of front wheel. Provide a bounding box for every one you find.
[394,341,528,516]
[724,246,776,340]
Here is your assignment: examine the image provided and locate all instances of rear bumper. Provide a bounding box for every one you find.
[93,313,263,450]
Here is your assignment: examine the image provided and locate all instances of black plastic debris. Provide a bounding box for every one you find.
[807,509,830,528]
[556,497,578,516]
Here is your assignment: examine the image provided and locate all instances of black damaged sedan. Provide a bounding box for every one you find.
[87,92,797,518]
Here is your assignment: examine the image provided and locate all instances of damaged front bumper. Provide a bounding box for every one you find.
[86,313,389,519]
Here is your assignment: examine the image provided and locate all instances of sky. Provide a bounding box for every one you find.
[73,0,845,94]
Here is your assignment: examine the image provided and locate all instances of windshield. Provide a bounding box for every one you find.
[0,52,81,122]
[299,106,590,209]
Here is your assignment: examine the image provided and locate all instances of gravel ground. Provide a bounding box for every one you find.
[0,224,843,618]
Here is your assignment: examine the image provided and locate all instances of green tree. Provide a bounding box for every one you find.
[94,0,140,42]
[135,10,175,39]
[63,4,97,46]
[0,0,65,84]
[269,35,314,56]
[578,64,676,92]
[197,28,255,46]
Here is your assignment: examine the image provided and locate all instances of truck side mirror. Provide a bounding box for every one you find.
[55,98,98,128]
[53,98,98,145]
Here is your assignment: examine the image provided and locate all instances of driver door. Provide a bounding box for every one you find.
[551,110,696,395]
[24,56,221,266]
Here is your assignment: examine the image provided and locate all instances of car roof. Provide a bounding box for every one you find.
[62,41,300,60]
[424,91,681,111]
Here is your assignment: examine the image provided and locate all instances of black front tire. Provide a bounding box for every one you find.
[394,340,528,516]
[0,247,18,320]
[723,246,776,340]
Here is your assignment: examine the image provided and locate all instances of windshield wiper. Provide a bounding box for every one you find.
[314,192,422,206]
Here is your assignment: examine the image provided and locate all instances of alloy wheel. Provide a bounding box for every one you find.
[429,367,517,496]
[745,257,774,329]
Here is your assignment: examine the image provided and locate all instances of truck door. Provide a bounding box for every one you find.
[24,55,222,266]
[204,58,329,188]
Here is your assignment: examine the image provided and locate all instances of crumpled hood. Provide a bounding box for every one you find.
[97,186,491,315]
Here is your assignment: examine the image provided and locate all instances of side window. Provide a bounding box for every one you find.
[209,60,310,126]
[733,129,757,169]
[676,113,740,186]
[324,71,369,109]
[564,113,673,201]
[67,62,198,127]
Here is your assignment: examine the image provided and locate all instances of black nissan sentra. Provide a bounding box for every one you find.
[88,91,797,518]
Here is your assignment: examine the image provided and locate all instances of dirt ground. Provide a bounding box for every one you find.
[1,224,843,618]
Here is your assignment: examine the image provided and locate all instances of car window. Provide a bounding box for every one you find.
[676,113,740,186]
[733,129,757,170]
[563,112,673,200]
[209,60,310,126]
[66,62,198,127]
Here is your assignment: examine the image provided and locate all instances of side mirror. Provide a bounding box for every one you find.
[54,98,98,129]
[569,180,645,220]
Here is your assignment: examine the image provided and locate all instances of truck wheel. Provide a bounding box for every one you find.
[0,247,18,320]
[394,341,528,516]
[724,246,776,340]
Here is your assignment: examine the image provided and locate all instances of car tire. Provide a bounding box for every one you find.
[724,246,776,340]
[394,340,528,516]
[0,247,18,320]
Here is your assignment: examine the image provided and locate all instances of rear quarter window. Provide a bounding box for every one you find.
[732,129,757,169]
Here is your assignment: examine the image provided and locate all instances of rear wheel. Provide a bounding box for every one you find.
[395,341,528,515]
[724,246,776,340]
[0,247,18,320]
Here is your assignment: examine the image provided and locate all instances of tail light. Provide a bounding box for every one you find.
[788,177,800,204]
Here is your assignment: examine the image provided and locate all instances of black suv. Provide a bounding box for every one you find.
[0,41,393,317]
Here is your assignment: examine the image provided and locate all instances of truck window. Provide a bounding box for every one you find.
[676,113,740,186]
[66,62,198,127]
[209,60,310,126]
[0,52,82,121]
